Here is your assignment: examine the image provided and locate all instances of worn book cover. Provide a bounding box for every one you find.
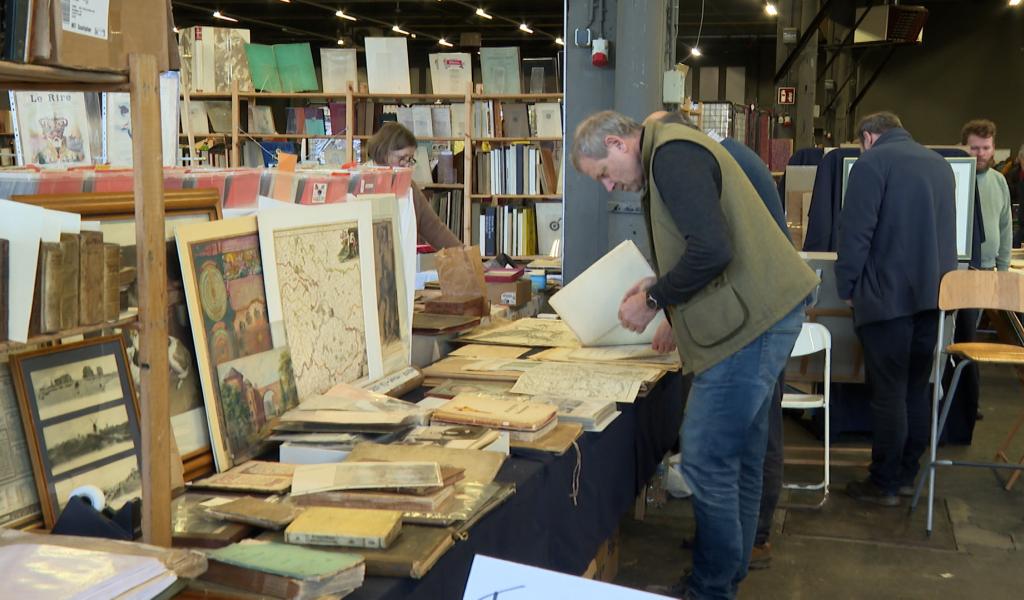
[0,239,7,341]
[292,484,455,513]
[192,461,296,494]
[433,395,557,432]
[34,241,62,334]
[501,103,531,139]
[172,493,254,549]
[102,243,120,322]
[400,425,500,451]
[57,233,79,330]
[78,230,104,325]
[203,541,364,599]
[290,462,443,496]
[356,524,454,579]
[284,506,402,549]
[347,443,506,486]
[201,497,302,531]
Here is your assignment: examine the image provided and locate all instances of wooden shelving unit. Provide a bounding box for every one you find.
[0,312,139,354]
[0,57,170,546]
[181,86,564,242]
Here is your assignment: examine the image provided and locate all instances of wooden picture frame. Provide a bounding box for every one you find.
[9,335,142,527]
[12,189,222,477]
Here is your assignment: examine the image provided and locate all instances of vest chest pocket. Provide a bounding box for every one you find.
[679,279,748,347]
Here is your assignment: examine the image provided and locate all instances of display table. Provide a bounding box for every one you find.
[346,373,686,600]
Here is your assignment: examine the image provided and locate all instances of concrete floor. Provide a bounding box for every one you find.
[615,364,1024,599]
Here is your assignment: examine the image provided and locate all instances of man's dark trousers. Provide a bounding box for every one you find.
[856,310,940,493]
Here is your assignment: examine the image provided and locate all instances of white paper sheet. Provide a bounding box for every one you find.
[365,38,412,94]
[463,555,671,600]
[0,200,45,342]
[549,240,667,346]
[320,48,358,94]
[428,52,473,95]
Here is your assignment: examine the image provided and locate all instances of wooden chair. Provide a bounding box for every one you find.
[910,270,1024,534]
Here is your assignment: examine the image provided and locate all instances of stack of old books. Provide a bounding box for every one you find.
[289,460,463,513]
[430,393,558,442]
[398,423,507,451]
[199,541,365,599]
[273,383,431,463]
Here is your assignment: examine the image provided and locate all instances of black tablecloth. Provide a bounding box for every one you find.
[347,373,686,600]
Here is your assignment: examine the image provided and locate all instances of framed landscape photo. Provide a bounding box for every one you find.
[10,335,142,527]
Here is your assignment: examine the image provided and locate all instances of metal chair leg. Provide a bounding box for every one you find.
[911,359,969,513]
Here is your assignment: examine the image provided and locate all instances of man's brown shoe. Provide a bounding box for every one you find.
[749,542,772,570]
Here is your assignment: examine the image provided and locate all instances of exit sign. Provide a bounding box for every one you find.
[778,86,796,105]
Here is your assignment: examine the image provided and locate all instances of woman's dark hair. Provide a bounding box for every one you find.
[366,122,417,165]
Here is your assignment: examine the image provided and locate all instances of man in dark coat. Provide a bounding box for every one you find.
[836,111,958,506]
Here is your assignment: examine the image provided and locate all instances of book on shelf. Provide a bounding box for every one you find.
[480,47,523,94]
[365,37,412,94]
[411,105,434,138]
[321,48,358,94]
[202,541,365,600]
[181,100,210,136]
[450,103,468,138]
[429,52,473,94]
[248,106,277,135]
[284,507,403,549]
[245,42,319,93]
[476,145,545,196]
[534,202,563,257]
[179,26,254,94]
[304,107,327,136]
[102,243,120,323]
[206,101,232,134]
[431,106,453,137]
[502,103,531,138]
[534,102,564,137]
[327,102,346,135]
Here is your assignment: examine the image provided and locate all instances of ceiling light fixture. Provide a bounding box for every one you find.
[555,37,564,46]
[335,10,357,21]
[337,39,345,45]
[690,46,702,57]
[475,8,493,19]
[439,37,454,47]
[519,23,534,34]
[212,11,238,23]
[765,2,778,16]
[1010,0,1022,7]
[392,25,411,36]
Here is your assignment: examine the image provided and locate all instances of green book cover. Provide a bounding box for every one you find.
[275,43,320,93]
[245,44,283,92]
[208,541,362,580]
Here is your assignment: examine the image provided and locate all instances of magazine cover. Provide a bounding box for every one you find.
[13,92,93,167]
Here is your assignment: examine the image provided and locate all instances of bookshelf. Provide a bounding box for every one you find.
[182,86,565,244]
[0,56,171,546]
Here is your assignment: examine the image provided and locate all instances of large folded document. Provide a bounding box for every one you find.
[549,240,667,346]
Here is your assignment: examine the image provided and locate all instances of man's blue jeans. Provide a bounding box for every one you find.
[680,304,804,600]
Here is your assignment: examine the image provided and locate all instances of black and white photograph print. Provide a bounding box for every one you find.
[42,404,134,477]
[28,353,122,421]
[10,335,141,526]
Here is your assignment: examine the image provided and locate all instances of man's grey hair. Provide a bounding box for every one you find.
[857,111,903,137]
[570,110,642,170]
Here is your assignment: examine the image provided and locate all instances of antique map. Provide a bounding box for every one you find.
[0,365,40,525]
[460,318,581,348]
[272,221,370,398]
[511,362,648,405]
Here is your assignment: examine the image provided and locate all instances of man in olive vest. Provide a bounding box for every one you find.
[571,110,818,600]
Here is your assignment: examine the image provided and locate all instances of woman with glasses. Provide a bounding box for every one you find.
[365,122,462,249]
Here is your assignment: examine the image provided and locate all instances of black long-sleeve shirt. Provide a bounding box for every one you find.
[646,141,733,307]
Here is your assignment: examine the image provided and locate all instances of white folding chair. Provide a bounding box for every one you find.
[782,322,832,506]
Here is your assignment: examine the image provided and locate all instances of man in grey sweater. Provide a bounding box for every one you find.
[962,119,1012,271]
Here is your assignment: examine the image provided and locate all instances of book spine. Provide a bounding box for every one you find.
[37,241,63,333]
[103,243,120,322]
[285,531,385,549]
[78,231,104,325]
[0,238,8,341]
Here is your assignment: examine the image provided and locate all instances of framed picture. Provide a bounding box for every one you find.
[11,91,94,167]
[0,361,43,527]
[841,155,977,261]
[9,335,142,527]
[177,216,297,471]
[12,189,222,462]
[257,203,384,398]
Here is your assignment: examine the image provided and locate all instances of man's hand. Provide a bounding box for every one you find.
[652,320,677,354]
[619,290,658,333]
[622,276,657,305]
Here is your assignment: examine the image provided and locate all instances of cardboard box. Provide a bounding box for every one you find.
[487,278,531,307]
[31,0,177,73]
[423,294,488,317]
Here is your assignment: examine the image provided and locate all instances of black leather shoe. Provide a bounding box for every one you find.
[846,478,900,507]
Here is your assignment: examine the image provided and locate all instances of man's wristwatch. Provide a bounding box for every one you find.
[645,293,659,310]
